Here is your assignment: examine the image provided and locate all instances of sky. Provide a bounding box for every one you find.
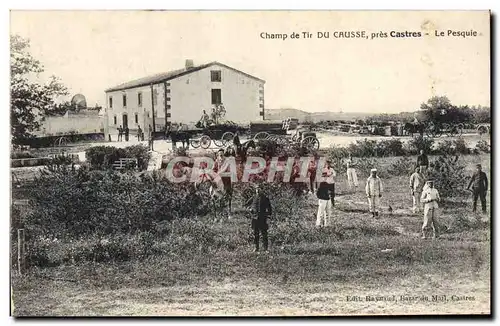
[10,10,490,113]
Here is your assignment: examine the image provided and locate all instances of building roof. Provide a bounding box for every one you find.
[105,61,265,92]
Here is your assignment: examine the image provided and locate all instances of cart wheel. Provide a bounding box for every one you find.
[221,132,235,146]
[191,138,201,148]
[254,132,269,141]
[478,125,488,135]
[200,135,211,149]
[301,136,319,150]
[213,139,224,147]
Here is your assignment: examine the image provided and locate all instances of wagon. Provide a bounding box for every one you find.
[188,123,247,149]
[254,128,320,151]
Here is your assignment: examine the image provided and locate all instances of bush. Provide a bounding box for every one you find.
[11,151,35,159]
[407,136,434,155]
[375,138,406,156]
[435,138,470,155]
[387,156,415,176]
[85,145,151,171]
[348,139,377,157]
[475,140,490,154]
[24,168,211,239]
[428,154,468,198]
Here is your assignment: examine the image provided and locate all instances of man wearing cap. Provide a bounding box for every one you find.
[247,184,272,253]
[416,150,429,175]
[420,180,441,239]
[323,160,337,207]
[365,168,383,217]
[467,164,488,213]
[316,180,332,228]
[409,166,425,213]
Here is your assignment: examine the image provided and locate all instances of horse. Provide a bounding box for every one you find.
[166,130,191,149]
[403,122,425,137]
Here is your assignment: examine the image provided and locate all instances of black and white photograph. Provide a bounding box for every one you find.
[9,10,491,316]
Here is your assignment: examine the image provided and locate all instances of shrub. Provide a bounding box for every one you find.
[24,168,211,239]
[348,139,377,157]
[11,151,35,159]
[375,138,406,157]
[435,138,470,155]
[475,140,491,154]
[85,145,151,171]
[387,156,415,177]
[428,154,468,198]
[408,136,434,155]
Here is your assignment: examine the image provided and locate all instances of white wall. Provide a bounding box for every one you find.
[34,114,104,136]
[169,64,263,124]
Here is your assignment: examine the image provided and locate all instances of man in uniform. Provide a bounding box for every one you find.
[247,184,272,253]
[420,180,441,239]
[416,149,429,175]
[409,166,425,213]
[467,163,488,213]
[365,168,383,218]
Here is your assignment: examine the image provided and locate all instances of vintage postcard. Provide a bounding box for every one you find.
[10,10,491,316]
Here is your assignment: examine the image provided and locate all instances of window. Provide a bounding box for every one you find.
[109,96,113,109]
[211,89,222,105]
[113,115,117,125]
[135,113,138,124]
[138,92,142,107]
[122,94,127,107]
[211,70,222,82]
[166,89,171,94]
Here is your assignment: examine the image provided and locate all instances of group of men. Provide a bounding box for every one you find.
[116,125,130,141]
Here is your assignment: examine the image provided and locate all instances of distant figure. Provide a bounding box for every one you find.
[365,168,383,218]
[137,125,143,141]
[420,180,441,239]
[323,160,336,207]
[124,126,130,141]
[233,131,242,154]
[467,163,488,213]
[307,154,318,194]
[118,125,123,141]
[148,125,153,150]
[346,154,359,191]
[316,180,332,228]
[416,150,429,175]
[409,166,425,213]
[247,184,272,253]
[200,110,210,128]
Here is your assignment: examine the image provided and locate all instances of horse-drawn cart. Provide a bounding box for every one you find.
[189,123,246,149]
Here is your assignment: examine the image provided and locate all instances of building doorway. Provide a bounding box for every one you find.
[122,114,128,128]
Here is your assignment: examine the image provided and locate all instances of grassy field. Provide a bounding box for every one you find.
[10,154,491,316]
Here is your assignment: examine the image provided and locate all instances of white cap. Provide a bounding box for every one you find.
[371,168,377,172]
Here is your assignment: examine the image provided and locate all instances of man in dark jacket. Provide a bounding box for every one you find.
[247,185,272,252]
[124,126,130,141]
[467,164,488,213]
[416,150,429,174]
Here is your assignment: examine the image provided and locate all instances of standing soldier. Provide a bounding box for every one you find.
[124,126,130,142]
[148,125,153,151]
[316,180,332,228]
[365,168,383,218]
[247,184,272,253]
[117,125,123,141]
[467,163,488,213]
[420,180,441,239]
[416,149,429,175]
[409,166,425,213]
[137,125,143,141]
[323,160,337,207]
[346,154,359,191]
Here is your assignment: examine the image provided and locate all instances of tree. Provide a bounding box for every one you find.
[420,96,453,124]
[10,35,68,145]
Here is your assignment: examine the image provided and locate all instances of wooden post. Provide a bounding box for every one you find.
[163,81,168,130]
[17,229,25,275]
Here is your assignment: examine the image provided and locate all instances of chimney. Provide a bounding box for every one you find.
[185,59,194,69]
